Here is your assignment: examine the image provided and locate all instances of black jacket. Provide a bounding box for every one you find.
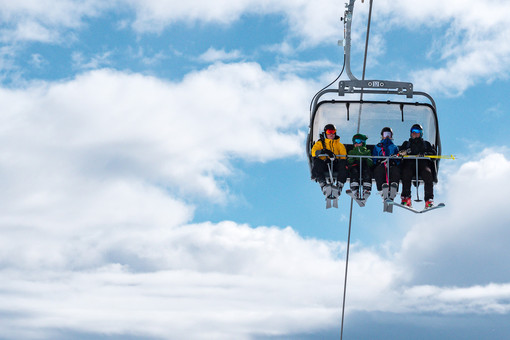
[400,137,436,156]
[400,137,438,182]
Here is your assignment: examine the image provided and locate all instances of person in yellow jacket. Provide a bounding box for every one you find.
[311,124,348,192]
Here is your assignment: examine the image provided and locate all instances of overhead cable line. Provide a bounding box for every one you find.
[340,1,374,339]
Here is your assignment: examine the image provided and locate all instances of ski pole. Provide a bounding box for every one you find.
[414,157,422,202]
[327,158,334,184]
[402,154,456,160]
[359,155,363,199]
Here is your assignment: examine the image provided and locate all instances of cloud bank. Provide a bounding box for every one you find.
[0,64,510,338]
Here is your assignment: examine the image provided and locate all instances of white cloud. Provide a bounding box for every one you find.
[77,0,340,47]
[0,64,323,338]
[0,64,310,202]
[0,62,312,275]
[0,145,509,338]
[198,47,243,63]
[0,0,109,43]
[274,59,336,76]
[72,51,113,70]
[120,0,510,94]
[398,283,510,314]
[2,0,510,96]
[1,58,510,338]
[0,45,18,80]
[397,152,510,287]
[0,225,345,339]
[30,53,46,68]
[374,0,510,95]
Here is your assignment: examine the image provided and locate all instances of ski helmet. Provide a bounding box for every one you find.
[324,124,337,135]
[410,124,423,138]
[352,133,368,146]
[380,127,393,138]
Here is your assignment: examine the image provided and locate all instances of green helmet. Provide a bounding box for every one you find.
[352,133,368,146]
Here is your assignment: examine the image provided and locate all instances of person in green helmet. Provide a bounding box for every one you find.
[347,133,373,197]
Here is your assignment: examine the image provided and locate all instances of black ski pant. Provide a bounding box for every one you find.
[373,163,400,191]
[401,160,434,200]
[348,162,372,190]
[312,158,348,184]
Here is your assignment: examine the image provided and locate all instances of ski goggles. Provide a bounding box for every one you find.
[353,138,364,144]
[411,128,423,134]
[325,129,336,134]
[382,131,392,138]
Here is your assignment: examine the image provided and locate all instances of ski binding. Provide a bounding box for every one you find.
[345,189,369,207]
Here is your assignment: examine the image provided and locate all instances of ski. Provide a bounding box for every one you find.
[383,199,394,213]
[324,184,341,209]
[380,183,394,213]
[345,189,367,207]
[381,183,389,199]
[326,198,332,209]
[325,196,339,209]
[390,202,445,214]
[389,182,398,200]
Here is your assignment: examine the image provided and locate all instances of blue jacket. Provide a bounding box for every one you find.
[372,138,400,165]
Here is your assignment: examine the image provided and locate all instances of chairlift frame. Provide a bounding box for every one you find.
[306,0,442,182]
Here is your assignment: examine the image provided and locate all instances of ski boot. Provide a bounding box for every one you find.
[401,196,412,207]
[362,181,371,200]
[389,182,398,200]
[350,182,360,199]
[425,199,434,209]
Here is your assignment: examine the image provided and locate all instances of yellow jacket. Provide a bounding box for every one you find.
[311,136,347,160]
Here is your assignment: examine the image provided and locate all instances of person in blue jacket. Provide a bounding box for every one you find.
[372,127,400,194]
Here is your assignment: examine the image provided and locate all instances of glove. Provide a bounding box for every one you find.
[322,149,335,157]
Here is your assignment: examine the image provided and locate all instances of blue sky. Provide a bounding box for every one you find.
[1,0,510,339]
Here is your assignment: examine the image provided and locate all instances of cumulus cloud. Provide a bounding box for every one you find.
[123,0,342,46]
[373,0,510,95]
[0,1,509,339]
[119,0,510,95]
[1,73,510,338]
[0,64,325,338]
[0,61,312,294]
[0,224,344,340]
[0,0,344,47]
[0,0,109,43]
[398,152,510,287]
[0,63,310,203]
[3,0,510,96]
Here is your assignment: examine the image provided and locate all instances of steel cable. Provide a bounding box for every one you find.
[340,1,374,339]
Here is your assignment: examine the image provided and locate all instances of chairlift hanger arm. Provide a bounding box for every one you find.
[342,0,416,99]
[343,0,358,81]
[339,80,414,98]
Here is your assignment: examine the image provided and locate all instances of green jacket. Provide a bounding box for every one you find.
[348,145,373,167]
